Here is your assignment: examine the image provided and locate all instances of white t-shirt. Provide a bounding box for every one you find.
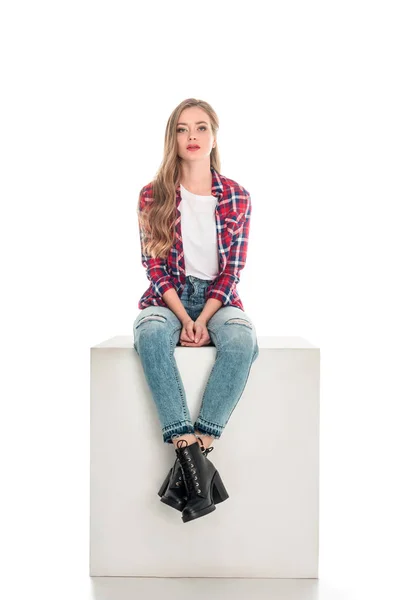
[179,183,219,280]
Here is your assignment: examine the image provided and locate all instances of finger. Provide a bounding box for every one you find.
[193,325,205,344]
[185,325,195,341]
[181,331,193,343]
[180,332,196,343]
[181,337,204,346]
[182,325,194,342]
[197,330,208,344]
[190,333,207,346]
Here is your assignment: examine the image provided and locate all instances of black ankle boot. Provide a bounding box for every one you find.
[158,456,188,511]
[175,439,229,523]
[158,442,228,512]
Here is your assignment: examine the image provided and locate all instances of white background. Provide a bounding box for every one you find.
[1,1,399,598]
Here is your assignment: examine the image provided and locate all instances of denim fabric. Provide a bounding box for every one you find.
[133,275,259,444]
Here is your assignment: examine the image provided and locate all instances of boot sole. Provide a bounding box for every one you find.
[160,495,185,511]
[181,470,229,523]
[182,502,216,522]
[158,465,230,513]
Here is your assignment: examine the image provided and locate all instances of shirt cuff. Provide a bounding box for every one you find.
[153,277,176,297]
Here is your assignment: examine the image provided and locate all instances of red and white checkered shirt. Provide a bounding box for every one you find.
[137,166,252,311]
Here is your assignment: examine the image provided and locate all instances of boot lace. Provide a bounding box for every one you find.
[196,436,214,457]
[176,439,202,496]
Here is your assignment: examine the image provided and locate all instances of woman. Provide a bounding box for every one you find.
[133,98,259,523]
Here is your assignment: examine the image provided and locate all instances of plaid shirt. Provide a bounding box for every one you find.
[137,166,252,311]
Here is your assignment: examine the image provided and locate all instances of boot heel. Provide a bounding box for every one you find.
[158,467,172,497]
[212,470,229,503]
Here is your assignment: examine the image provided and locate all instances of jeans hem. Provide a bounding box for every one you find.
[163,421,196,444]
[193,418,223,439]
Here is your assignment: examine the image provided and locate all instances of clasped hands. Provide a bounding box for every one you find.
[180,317,211,347]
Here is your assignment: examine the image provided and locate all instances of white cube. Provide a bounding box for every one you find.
[90,335,320,577]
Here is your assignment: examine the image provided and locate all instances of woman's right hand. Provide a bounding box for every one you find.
[180,318,196,345]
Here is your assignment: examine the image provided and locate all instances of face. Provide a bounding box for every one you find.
[176,106,216,161]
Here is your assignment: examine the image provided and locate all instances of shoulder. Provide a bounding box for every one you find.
[219,172,250,197]
[138,181,156,210]
[140,181,155,198]
[218,172,251,213]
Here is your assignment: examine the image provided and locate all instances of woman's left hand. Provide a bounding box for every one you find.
[180,319,211,347]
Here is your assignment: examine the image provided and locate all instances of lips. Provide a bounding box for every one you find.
[187,145,200,150]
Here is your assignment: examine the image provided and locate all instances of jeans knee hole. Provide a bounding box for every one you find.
[225,318,253,329]
[135,315,166,328]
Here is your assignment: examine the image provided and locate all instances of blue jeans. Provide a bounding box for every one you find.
[133,275,260,444]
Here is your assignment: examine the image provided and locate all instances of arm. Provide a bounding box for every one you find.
[162,287,192,324]
[204,193,252,306]
[196,298,223,325]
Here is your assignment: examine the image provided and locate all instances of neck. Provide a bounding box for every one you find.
[179,161,212,191]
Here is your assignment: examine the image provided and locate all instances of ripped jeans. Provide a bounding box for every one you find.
[133,275,260,444]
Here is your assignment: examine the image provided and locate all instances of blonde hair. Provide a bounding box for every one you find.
[137,98,221,259]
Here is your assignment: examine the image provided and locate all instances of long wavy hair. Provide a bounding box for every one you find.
[137,98,221,259]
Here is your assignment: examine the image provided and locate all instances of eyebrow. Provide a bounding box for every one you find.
[177,121,209,126]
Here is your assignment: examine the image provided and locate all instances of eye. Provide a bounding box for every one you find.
[177,126,207,133]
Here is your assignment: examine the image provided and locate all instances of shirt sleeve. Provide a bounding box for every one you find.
[138,188,176,298]
[205,193,252,306]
